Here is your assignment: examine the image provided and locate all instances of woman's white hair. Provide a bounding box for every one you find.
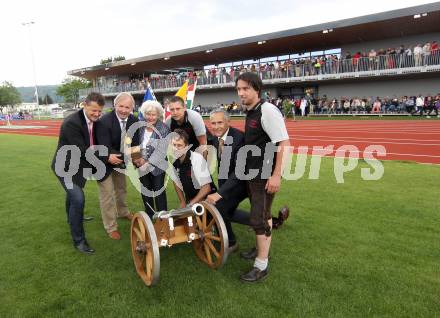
[139,100,164,121]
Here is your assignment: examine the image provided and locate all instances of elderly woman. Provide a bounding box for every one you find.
[136,100,171,217]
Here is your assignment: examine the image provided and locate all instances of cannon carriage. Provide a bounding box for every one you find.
[130,201,229,286]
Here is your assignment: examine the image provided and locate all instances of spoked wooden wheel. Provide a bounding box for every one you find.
[192,201,229,269]
[131,212,160,286]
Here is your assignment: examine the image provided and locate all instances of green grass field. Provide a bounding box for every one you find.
[0,134,439,317]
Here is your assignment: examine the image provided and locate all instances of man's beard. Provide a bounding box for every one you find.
[240,98,250,106]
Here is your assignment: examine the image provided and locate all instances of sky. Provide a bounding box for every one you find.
[0,0,436,87]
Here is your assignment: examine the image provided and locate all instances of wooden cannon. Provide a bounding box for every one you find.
[130,201,229,286]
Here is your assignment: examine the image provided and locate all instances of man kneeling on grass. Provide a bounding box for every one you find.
[170,129,216,208]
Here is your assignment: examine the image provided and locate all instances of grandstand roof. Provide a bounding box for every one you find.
[69,2,440,79]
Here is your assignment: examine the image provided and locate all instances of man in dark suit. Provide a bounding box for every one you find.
[206,108,289,253]
[207,109,249,252]
[51,92,105,254]
[95,92,139,240]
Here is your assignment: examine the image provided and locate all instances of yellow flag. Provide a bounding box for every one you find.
[175,80,188,100]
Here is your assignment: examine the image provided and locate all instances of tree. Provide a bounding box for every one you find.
[56,77,92,106]
[113,55,125,62]
[100,56,125,64]
[100,57,113,64]
[0,82,21,107]
[39,94,54,105]
[45,94,54,104]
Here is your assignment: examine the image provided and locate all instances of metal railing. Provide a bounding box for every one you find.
[79,52,440,97]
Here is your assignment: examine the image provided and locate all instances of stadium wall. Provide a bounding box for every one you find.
[318,76,440,98]
[161,87,278,107]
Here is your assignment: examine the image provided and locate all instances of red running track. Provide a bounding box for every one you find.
[1,119,439,164]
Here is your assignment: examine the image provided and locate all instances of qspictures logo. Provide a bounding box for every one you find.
[54,121,386,195]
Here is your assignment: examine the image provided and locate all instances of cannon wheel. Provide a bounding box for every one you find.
[131,212,160,286]
[192,201,229,269]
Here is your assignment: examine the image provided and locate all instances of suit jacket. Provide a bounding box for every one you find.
[95,110,140,180]
[51,110,99,188]
[211,127,246,197]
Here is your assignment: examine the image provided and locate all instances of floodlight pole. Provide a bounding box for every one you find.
[22,21,40,120]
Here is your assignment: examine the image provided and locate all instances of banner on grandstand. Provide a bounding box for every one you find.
[186,79,197,109]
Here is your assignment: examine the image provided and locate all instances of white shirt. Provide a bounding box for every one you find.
[260,102,289,143]
[83,109,93,140]
[219,128,230,143]
[414,46,423,55]
[83,109,92,126]
[115,112,128,130]
[190,151,212,188]
[141,130,153,148]
[172,151,212,190]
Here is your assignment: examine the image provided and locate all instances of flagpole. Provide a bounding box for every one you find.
[191,76,201,113]
[22,21,40,120]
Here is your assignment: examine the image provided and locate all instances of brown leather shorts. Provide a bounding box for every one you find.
[247,180,274,235]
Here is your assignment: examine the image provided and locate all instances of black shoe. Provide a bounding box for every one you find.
[279,205,290,222]
[74,241,95,255]
[240,267,268,283]
[273,206,289,229]
[83,216,94,222]
[240,247,257,260]
[272,217,281,229]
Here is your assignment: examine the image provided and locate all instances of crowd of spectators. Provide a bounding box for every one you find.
[278,93,440,117]
[189,101,242,116]
[0,110,33,120]
[193,89,440,118]
[98,40,440,94]
[199,93,440,118]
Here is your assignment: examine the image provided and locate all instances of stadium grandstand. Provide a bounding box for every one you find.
[70,2,440,116]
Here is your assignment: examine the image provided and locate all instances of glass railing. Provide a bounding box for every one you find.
[80,52,440,97]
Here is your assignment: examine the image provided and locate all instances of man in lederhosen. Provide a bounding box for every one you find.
[235,72,290,282]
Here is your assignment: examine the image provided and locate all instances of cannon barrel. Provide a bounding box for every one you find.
[153,203,205,220]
